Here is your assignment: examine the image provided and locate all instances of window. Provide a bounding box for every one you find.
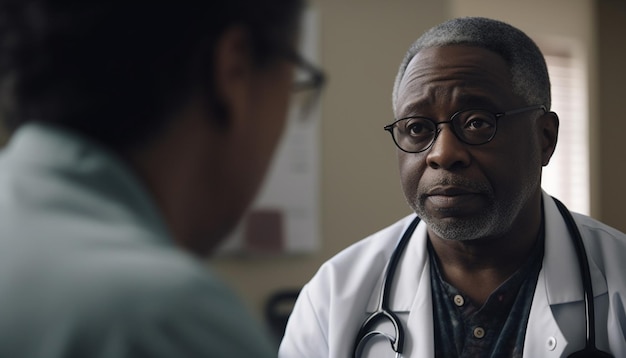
[541,49,590,214]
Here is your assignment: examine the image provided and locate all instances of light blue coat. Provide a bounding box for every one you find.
[0,123,276,357]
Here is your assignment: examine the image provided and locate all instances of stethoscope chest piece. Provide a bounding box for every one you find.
[352,198,613,357]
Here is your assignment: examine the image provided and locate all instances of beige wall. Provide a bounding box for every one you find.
[212,0,448,319]
[214,0,626,322]
[596,0,626,231]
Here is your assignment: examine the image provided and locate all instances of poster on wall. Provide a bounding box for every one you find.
[217,7,321,255]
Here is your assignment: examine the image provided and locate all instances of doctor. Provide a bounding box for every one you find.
[280,17,626,357]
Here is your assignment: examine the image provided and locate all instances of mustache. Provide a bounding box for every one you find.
[420,176,493,197]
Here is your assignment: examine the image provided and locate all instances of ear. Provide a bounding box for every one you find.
[211,26,253,128]
[539,111,559,166]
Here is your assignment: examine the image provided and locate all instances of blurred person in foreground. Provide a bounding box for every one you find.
[0,0,324,357]
[280,17,625,357]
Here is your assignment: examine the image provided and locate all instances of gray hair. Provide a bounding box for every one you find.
[392,17,551,113]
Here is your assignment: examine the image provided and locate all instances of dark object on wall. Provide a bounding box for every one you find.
[265,289,301,342]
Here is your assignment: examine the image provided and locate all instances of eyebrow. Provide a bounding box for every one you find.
[397,95,501,118]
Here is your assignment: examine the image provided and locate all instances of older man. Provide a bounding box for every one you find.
[280,17,625,357]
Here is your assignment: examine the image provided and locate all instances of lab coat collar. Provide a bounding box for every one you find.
[363,192,610,357]
[541,192,608,304]
[364,216,430,313]
[363,193,609,311]
[524,192,608,357]
[364,217,435,356]
[404,221,435,357]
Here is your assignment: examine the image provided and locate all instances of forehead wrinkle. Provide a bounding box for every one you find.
[394,47,515,117]
[397,77,500,118]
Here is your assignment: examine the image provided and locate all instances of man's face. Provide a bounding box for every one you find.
[394,45,548,242]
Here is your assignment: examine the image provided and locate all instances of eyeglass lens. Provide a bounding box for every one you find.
[289,58,324,120]
[392,110,497,153]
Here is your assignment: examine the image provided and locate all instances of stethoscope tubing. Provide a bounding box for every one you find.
[553,198,613,357]
[352,217,420,357]
[352,197,613,358]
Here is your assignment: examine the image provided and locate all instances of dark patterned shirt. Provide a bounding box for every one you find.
[429,235,544,358]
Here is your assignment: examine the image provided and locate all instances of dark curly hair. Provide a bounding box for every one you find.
[0,0,303,151]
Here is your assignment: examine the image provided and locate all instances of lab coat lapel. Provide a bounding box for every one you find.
[364,216,424,313]
[360,217,434,357]
[524,196,575,357]
[360,194,613,357]
[363,219,434,356]
[402,221,435,357]
[541,195,607,303]
[523,193,609,356]
[523,268,568,357]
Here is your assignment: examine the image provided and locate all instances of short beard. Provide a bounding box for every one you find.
[409,178,534,242]
[415,202,509,241]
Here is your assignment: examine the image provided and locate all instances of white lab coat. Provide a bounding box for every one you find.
[279,192,626,357]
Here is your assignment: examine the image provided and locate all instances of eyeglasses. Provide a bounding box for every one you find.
[280,47,326,120]
[285,50,325,92]
[384,104,546,153]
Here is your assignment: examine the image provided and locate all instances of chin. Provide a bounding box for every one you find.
[425,216,483,241]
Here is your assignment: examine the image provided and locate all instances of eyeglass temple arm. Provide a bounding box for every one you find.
[501,104,546,117]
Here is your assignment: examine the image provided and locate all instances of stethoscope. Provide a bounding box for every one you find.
[352,197,614,358]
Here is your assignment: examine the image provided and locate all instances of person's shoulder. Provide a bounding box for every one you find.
[5,229,225,322]
[0,240,275,357]
[75,243,228,311]
[573,212,626,244]
[110,249,276,357]
[572,213,626,274]
[85,248,277,355]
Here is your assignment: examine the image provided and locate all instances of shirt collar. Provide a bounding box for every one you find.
[4,122,173,245]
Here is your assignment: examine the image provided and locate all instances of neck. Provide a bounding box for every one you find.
[123,107,227,256]
[428,200,543,305]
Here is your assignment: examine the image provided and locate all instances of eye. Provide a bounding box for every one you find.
[402,118,435,138]
[466,118,490,130]
[461,112,496,131]
[407,122,425,135]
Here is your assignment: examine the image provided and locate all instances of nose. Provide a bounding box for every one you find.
[425,124,471,170]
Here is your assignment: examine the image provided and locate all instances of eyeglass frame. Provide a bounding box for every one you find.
[384,104,547,153]
[276,45,326,93]
[272,44,326,121]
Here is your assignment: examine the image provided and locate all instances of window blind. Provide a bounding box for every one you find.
[541,53,590,214]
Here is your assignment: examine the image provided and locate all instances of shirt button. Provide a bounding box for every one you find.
[453,294,465,306]
[546,336,557,351]
[473,327,486,339]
